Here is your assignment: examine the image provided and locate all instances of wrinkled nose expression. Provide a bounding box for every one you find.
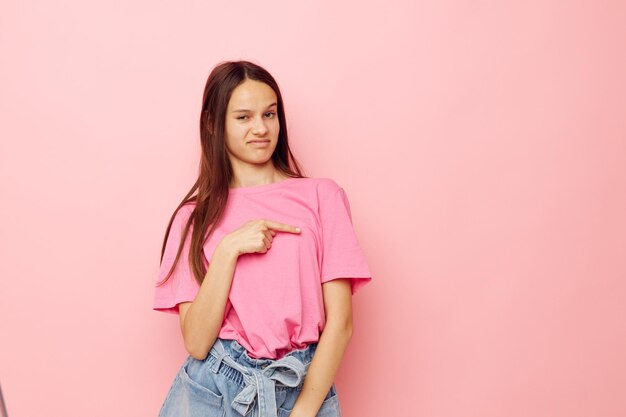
[224,79,280,161]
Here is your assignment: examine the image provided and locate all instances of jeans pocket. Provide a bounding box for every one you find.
[278,384,341,417]
[178,361,225,417]
[316,384,341,417]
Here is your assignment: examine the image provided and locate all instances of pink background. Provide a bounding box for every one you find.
[1,1,625,416]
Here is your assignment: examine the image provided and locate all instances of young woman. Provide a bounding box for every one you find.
[153,60,372,417]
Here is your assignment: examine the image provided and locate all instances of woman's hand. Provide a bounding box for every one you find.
[220,219,301,256]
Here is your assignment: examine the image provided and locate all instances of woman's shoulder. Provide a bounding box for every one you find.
[170,201,197,224]
[300,176,342,195]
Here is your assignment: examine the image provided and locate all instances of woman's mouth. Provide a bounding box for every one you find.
[248,140,271,148]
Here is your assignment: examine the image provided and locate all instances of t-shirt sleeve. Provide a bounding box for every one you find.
[153,206,201,315]
[319,186,373,295]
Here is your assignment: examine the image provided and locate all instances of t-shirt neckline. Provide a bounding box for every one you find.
[228,177,302,195]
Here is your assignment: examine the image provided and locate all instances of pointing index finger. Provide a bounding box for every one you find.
[265,220,301,233]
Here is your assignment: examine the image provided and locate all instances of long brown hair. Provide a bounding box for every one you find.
[156,60,306,287]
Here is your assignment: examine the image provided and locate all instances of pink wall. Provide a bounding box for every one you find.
[1,0,625,416]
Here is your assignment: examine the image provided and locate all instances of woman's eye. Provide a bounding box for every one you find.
[237,112,275,120]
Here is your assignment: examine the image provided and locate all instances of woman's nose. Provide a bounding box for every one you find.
[252,117,268,134]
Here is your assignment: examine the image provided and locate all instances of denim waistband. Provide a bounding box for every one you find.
[207,338,317,417]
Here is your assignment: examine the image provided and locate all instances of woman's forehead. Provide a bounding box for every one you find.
[228,81,277,110]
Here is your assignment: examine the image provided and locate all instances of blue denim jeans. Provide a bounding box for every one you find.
[158,338,342,417]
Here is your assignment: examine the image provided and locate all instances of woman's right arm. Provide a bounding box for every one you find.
[178,239,239,360]
[177,219,300,360]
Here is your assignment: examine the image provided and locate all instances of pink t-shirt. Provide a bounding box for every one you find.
[152,177,372,359]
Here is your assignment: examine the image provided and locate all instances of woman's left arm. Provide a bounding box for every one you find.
[290,278,354,417]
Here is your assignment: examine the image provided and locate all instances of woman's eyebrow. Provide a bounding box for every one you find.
[232,102,277,113]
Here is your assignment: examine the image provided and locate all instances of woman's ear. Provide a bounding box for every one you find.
[207,117,215,135]
[203,111,215,135]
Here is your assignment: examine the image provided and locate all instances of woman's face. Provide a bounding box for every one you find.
[224,78,280,167]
